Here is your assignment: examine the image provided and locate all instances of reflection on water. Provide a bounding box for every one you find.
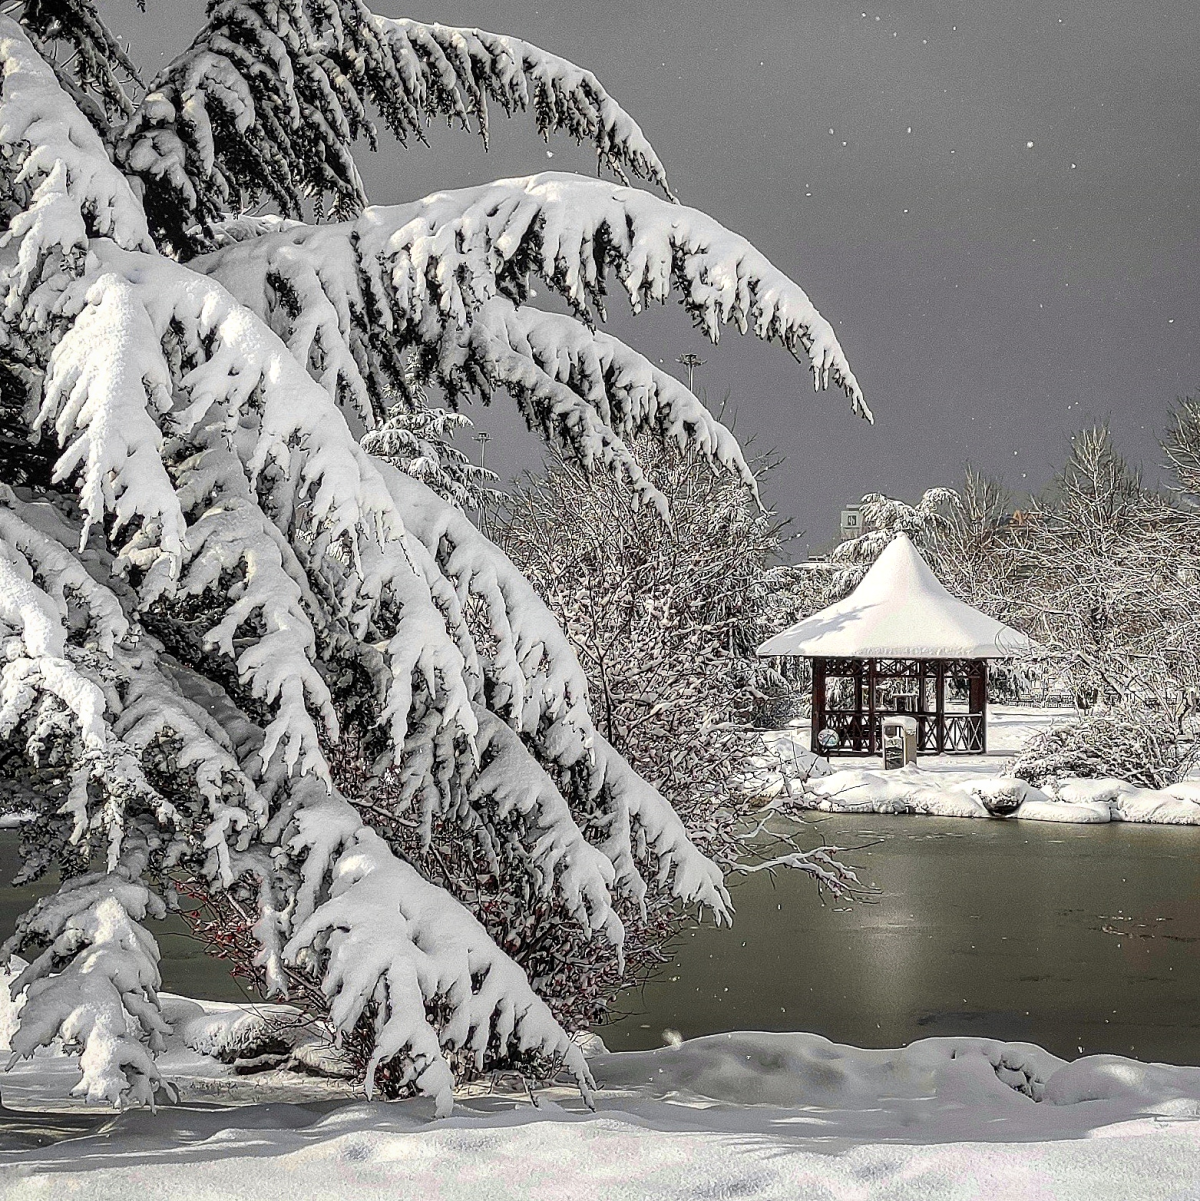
[599,814,1200,1063]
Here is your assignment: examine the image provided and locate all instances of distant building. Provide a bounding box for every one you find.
[839,503,862,542]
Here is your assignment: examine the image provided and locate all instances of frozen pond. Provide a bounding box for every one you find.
[599,814,1200,1064]
[5,812,1200,1069]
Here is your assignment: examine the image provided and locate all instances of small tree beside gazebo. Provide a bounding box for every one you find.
[758,534,1030,756]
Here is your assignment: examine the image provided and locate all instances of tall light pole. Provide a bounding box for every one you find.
[474,429,491,472]
[474,430,492,538]
[676,352,706,393]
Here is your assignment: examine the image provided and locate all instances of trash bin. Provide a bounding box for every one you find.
[882,715,918,769]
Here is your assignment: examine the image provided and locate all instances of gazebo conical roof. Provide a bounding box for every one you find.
[757,533,1030,660]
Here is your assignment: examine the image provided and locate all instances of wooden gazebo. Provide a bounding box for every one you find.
[757,533,1030,756]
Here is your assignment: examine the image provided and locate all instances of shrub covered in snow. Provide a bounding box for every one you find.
[0,3,866,1111]
[497,436,795,806]
[1008,708,1196,791]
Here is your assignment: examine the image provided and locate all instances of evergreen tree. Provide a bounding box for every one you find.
[0,3,866,1110]
[362,398,497,513]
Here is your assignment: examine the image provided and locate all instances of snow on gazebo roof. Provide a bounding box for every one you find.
[757,533,1031,660]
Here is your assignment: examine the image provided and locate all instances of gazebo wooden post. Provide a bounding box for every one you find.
[918,659,929,750]
[854,661,864,750]
[810,657,827,754]
[971,660,988,753]
[935,659,946,754]
[867,658,877,754]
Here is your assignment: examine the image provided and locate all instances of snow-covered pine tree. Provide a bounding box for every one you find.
[362,399,497,513]
[829,488,962,590]
[0,2,867,1111]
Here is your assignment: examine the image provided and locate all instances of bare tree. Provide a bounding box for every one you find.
[493,436,864,894]
[496,437,790,802]
[1005,427,1198,713]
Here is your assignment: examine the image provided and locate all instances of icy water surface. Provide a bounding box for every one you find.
[599,814,1200,1064]
[5,818,1200,1066]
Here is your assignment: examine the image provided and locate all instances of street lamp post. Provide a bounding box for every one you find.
[475,429,491,472]
[676,352,706,393]
[474,430,492,538]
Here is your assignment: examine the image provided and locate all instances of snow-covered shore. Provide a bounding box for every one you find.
[753,707,1200,826]
[794,766,1200,824]
[6,1015,1200,1198]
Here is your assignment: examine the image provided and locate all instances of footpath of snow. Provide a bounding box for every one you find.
[753,706,1200,826]
[7,1019,1200,1199]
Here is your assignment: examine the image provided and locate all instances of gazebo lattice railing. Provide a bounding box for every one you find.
[810,656,988,756]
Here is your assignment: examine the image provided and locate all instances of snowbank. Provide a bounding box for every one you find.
[784,765,1200,826]
[6,1026,1200,1198]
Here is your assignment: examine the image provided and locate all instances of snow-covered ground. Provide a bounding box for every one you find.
[5,998,1200,1199]
[756,706,1200,825]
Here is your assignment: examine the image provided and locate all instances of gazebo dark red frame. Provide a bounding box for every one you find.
[810,656,988,756]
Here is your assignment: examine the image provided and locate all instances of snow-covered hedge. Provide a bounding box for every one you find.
[1008,707,1195,791]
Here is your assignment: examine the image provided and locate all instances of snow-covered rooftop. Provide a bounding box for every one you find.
[757,533,1031,659]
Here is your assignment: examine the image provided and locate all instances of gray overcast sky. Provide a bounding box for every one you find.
[110,0,1200,554]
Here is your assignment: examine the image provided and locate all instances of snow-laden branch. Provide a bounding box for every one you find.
[3,867,169,1108]
[0,16,150,318]
[120,2,671,250]
[469,707,624,952]
[443,299,756,519]
[586,733,732,921]
[282,782,594,1117]
[368,16,671,196]
[364,173,867,416]
[376,459,590,732]
[468,301,755,492]
[197,173,863,504]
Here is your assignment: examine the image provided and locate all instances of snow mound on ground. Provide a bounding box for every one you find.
[160,995,309,1062]
[11,1027,1200,1200]
[590,1030,1064,1108]
[790,765,1200,826]
[1042,1055,1200,1109]
[798,766,1024,819]
[1013,797,1112,823]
